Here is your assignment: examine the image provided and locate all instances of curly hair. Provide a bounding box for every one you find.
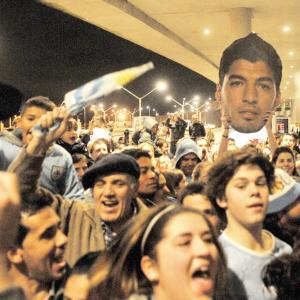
[206,149,275,224]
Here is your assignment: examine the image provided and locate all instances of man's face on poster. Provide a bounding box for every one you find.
[216,59,280,133]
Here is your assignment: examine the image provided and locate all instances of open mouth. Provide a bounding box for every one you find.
[53,253,64,263]
[102,200,119,208]
[51,252,66,272]
[190,266,214,295]
[192,269,210,279]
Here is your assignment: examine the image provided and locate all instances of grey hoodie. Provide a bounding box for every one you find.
[174,138,201,168]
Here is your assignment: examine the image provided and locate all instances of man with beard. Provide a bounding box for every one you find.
[174,138,201,183]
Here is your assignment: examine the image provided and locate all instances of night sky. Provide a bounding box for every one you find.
[0,0,216,117]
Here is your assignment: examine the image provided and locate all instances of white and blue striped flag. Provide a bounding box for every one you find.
[64,61,154,116]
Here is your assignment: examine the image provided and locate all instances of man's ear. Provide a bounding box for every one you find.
[216,197,227,209]
[140,255,159,283]
[215,83,222,102]
[7,247,24,264]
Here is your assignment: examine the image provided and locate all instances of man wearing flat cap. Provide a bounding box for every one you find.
[8,108,147,267]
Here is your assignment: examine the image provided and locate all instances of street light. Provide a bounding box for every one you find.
[191,101,210,121]
[118,81,167,127]
[146,106,151,116]
[99,104,117,119]
[83,107,87,129]
[165,95,200,119]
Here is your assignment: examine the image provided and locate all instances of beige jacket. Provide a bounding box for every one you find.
[9,148,147,266]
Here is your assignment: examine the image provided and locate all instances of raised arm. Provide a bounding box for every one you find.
[8,107,70,196]
[0,172,26,299]
[217,110,231,158]
[264,110,278,156]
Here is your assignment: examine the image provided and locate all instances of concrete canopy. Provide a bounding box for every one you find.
[41,0,299,103]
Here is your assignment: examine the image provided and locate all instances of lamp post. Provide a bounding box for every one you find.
[83,107,87,129]
[131,108,137,117]
[166,95,200,119]
[146,106,151,116]
[118,81,167,127]
[99,104,117,119]
[190,101,210,121]
[83,105,94,129]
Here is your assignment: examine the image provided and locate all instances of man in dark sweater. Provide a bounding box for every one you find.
[166,113,187,156]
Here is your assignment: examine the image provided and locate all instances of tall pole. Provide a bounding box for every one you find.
[182,98,185,119]
[118,83,167,129]
[139,98,142,128]
[198,110,202,122]
[83,107,86,128]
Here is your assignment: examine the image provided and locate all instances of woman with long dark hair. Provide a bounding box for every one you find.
[88,205,230,300]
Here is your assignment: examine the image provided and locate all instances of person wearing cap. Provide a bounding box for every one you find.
[174,138,201,183]
[264,168,300,246]
[206,149,292,300]
[8,107,147,267]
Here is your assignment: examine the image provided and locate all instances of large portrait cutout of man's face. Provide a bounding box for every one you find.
[215,59,281,134]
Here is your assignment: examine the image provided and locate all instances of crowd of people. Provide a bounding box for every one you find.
[0,33,300,300]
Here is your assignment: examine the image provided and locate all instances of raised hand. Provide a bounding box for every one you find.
[27,107,70,155]
[263,110,275,130]
[221,107,232,130]
[0,172,20,253]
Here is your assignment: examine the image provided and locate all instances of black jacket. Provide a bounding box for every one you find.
[166,117,187,142]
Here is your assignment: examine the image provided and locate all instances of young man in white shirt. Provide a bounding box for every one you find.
[206,149,292,300]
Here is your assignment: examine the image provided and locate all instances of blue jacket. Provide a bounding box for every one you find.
[0,130,83,199]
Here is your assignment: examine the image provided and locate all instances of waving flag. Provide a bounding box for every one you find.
[64,61,154,116]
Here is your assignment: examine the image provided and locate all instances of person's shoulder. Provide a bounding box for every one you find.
[67,197,96,217]
[0,130,22,146]
[218,232,235,250]
[135,197,148,211]
[51,143,70,155]
[47,144,73,162]
[273,234,293,255]
[218,233,248,256]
